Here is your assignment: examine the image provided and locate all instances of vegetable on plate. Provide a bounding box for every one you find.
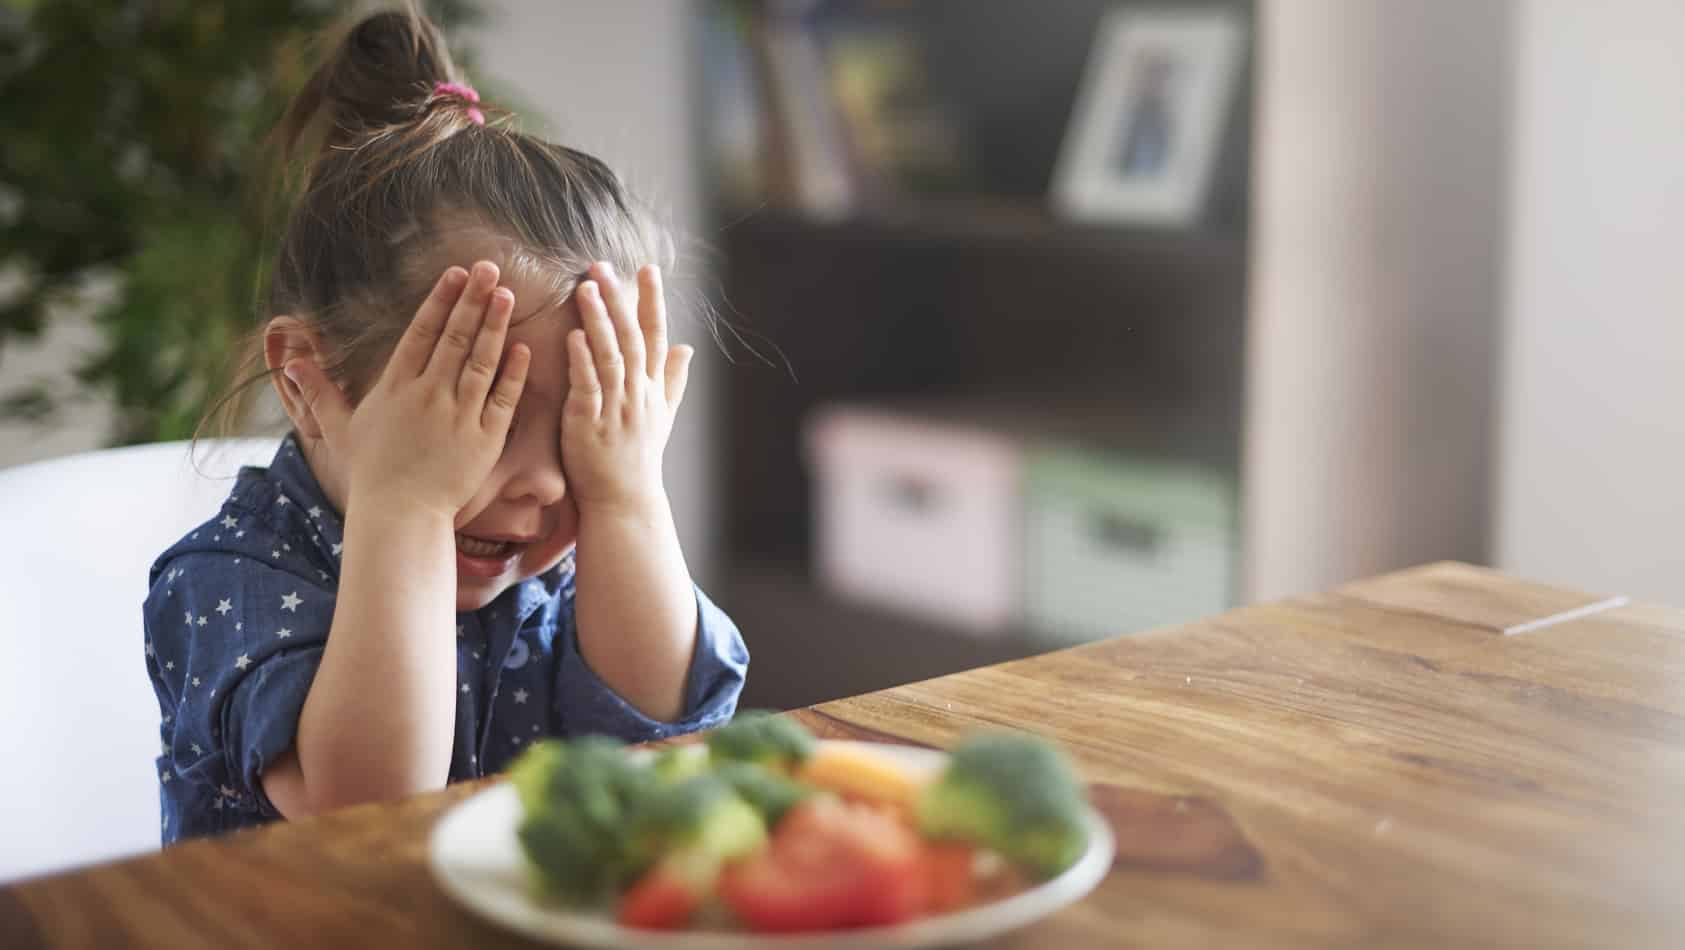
[507,713,1091,933]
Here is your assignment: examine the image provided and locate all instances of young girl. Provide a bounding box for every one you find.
[143,9,746,843]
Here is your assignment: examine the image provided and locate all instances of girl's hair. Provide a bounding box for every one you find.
[204,5,670,433]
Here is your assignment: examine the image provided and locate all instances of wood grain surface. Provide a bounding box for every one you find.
[5,562,1682,949]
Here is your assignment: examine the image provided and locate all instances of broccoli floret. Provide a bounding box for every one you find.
[627,773,768,868]
[650,743,712,784]
[705,711,816,772]
[917,732,1089,879]
[510,737,659,902]
[713,760,815,825]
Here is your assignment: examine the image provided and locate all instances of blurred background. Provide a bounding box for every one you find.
[2,0,1681,717]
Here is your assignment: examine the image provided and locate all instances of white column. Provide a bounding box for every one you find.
[1244,0,1513,600]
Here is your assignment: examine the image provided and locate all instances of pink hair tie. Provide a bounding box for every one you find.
[433,81,485,126]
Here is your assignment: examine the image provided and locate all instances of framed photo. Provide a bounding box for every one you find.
[1051,8,1244,225]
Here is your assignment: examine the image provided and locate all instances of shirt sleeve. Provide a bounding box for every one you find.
[146,553,332,817]
[554,585,749,742]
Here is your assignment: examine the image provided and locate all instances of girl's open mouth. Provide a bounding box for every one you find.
[455,532,525,577]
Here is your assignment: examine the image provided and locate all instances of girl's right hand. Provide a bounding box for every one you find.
[283,261,531,519]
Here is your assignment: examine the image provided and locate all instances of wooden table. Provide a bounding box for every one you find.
[5,562,1683,948]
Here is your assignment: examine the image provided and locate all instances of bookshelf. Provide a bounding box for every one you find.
[693,0,1256,711]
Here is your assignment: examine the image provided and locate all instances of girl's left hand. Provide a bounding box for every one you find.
[562,262,694,513]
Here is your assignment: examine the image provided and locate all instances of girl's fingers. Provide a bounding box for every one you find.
[665,343,694,410]
[424,260,499,381]
[390,267,469,378]
[483,342,531,433]
[459,287,514,406]
[638,264,668,382]
[577,280,625,399]
[591,262,645,386]
[565,328,603,422]
[282,358,354,444]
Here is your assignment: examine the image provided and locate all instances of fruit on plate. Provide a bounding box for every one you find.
[797,741,932,813]
[717,796,929,931]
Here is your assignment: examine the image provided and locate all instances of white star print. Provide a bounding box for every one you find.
[192,676,202,687]
[196,616,207,627]
[308,506,322,519]
[191,743,203,755]
[219,784,237,799]
[191,532,199,539]
[233,557,241,564]
[457,624,465,638]
[531,724,540,733]
[282,543,291,551]
[163,714,171,724]
[280,591,302,611]
[221,515,239,529]
[271,550,281,559]
[212,797,225,811]
[317,570,329,581]
[277,494,291,506]
[235,530,245,538]
[461,683,471,694]
[235,622,242,631]
[184,609,193,624]
[145,641,155,657]
[511,736,522,745]
[215,599,232,615]
[331,542,343,556]
[161,771,171,784]
[512,689,529,704]
[213,535,221,542]
[167,568,179,583]
[234,654,252,671]
[276,628,292,639]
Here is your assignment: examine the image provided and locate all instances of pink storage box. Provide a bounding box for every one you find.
[804,406,1022,635]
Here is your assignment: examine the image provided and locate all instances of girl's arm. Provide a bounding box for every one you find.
[265,263,529,815]
[564,264,699,723]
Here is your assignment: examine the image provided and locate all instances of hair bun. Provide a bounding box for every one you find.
[277,8,462,161]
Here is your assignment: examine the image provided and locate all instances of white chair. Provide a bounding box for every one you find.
[0,438,279,882]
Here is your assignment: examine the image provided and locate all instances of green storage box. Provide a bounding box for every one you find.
[1024,447,1235,644]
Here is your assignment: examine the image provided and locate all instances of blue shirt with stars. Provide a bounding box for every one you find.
[143,436,749,844]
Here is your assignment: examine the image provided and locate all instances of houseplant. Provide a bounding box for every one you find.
[0,0,484,443]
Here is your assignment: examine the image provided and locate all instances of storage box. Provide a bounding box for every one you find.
[805,406,1021,635]
[1024,447,1234,644]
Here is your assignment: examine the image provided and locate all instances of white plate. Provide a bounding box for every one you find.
[428,741,1116,949]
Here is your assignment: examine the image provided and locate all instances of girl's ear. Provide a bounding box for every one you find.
[264,316,330,439]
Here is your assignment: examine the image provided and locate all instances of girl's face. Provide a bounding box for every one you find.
[448,272,583,612]
[292,261,586,613]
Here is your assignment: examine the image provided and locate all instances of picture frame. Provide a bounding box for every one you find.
[1051,8,1244,226]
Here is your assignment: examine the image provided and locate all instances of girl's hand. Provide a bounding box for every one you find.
[283,261,531,519]
[563,262,694,514]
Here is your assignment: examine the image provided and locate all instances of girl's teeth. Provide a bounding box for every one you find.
[456,533,513,558]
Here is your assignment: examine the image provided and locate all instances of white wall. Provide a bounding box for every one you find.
[473,0,717,580]
[1494,0,1685,601]
[1245,0,1514,601]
